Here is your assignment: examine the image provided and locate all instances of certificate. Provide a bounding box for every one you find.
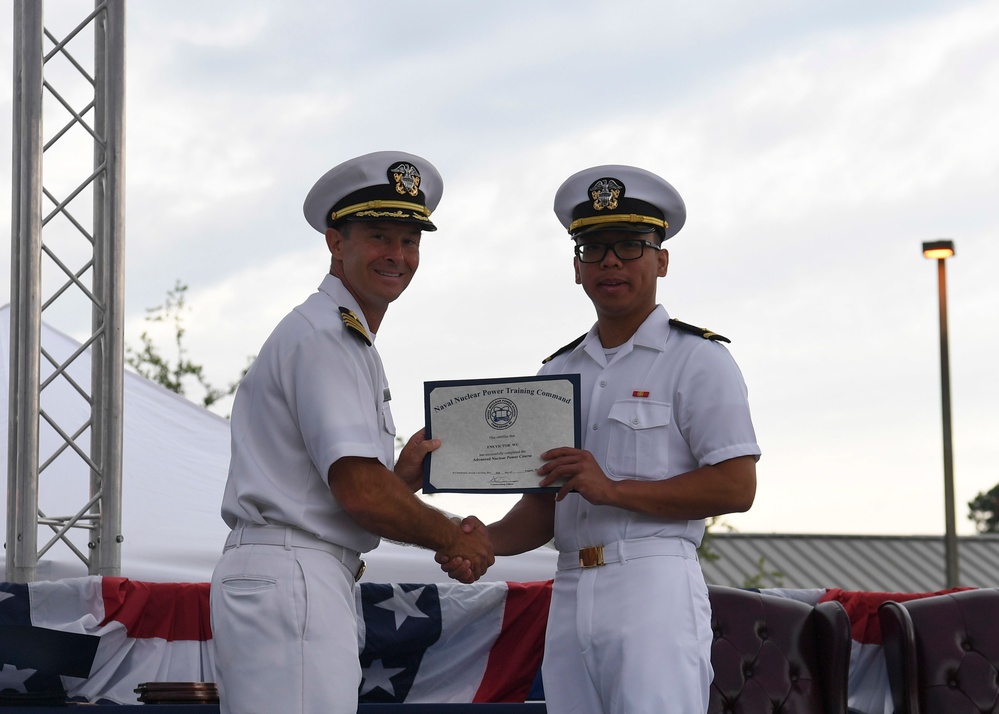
[423,374,581,493]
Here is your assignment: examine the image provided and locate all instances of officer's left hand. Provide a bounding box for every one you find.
[394,429,441,492]
[538,447,616,505]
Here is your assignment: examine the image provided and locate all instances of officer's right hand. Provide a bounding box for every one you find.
[439,516,493,583]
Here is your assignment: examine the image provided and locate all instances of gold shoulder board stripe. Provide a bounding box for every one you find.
[339,307,372,346]
[669,318,730,343]
[542,333,586,364]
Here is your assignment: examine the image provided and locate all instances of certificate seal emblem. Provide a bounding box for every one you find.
[485,398,517,430]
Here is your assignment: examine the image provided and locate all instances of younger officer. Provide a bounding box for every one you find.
[443,165,760,713]
[211,151,494,714]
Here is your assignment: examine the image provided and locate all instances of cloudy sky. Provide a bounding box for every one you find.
[2,0,997,538]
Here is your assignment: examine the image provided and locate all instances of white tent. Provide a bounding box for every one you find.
[0,305,556,584]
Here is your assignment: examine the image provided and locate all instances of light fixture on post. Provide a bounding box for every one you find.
[921,239,958,588]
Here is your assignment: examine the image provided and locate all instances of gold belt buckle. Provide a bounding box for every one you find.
[579,545,605,568]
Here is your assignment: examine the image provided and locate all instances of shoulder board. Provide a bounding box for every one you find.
[668,318,730,343]
[339,306,372,346]
[542,334,586,364]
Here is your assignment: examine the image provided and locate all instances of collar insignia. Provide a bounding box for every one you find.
[589,178,623,211]
[339,307,372,346]
[389,162,421,197]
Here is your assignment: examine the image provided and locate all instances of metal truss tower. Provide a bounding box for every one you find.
[7,1,126,582]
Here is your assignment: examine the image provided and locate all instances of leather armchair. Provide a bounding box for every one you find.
[707,585,851,714]
[879,587,999,714]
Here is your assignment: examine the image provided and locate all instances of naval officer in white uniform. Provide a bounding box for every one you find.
[211,151,494,714]
[441,164,760,714]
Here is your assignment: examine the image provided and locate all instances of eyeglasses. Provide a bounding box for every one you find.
[574,238,660,263]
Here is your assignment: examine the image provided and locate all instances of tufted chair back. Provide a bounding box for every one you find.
[879,588,999,714]
[707,585,851,714]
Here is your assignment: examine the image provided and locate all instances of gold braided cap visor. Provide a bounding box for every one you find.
[569,213,667,235]
[331,199,432,223]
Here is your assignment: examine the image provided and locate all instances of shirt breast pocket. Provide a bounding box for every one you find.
[605,399,671,480]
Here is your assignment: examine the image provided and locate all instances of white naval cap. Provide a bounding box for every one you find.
[553,164,686,240]
[303,150,444,234]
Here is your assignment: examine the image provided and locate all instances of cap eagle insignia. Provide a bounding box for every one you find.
[589,178,623,211]
[389,162,421,197]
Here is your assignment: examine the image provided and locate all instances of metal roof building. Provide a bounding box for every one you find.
[700,533,999,593]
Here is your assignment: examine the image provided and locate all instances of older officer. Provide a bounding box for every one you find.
[211,151,494,714]
[442,165,760,713]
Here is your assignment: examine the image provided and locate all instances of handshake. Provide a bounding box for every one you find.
[436,516,494,584]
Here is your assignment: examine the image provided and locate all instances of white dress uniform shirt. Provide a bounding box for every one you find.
[538,304,760,552]
[538,304,760,714]
[220,273,395,553]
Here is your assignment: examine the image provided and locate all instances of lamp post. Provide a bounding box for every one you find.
[922,239,958,588]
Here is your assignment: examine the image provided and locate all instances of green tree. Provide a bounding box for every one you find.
[126,280,247,411]
[740,557,786,590]
[698,517,784,589]
[697,515,725,565]
[968,484,999,533]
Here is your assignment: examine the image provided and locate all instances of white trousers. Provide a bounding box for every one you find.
[210,538,359,714]
[542,542,713,714]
